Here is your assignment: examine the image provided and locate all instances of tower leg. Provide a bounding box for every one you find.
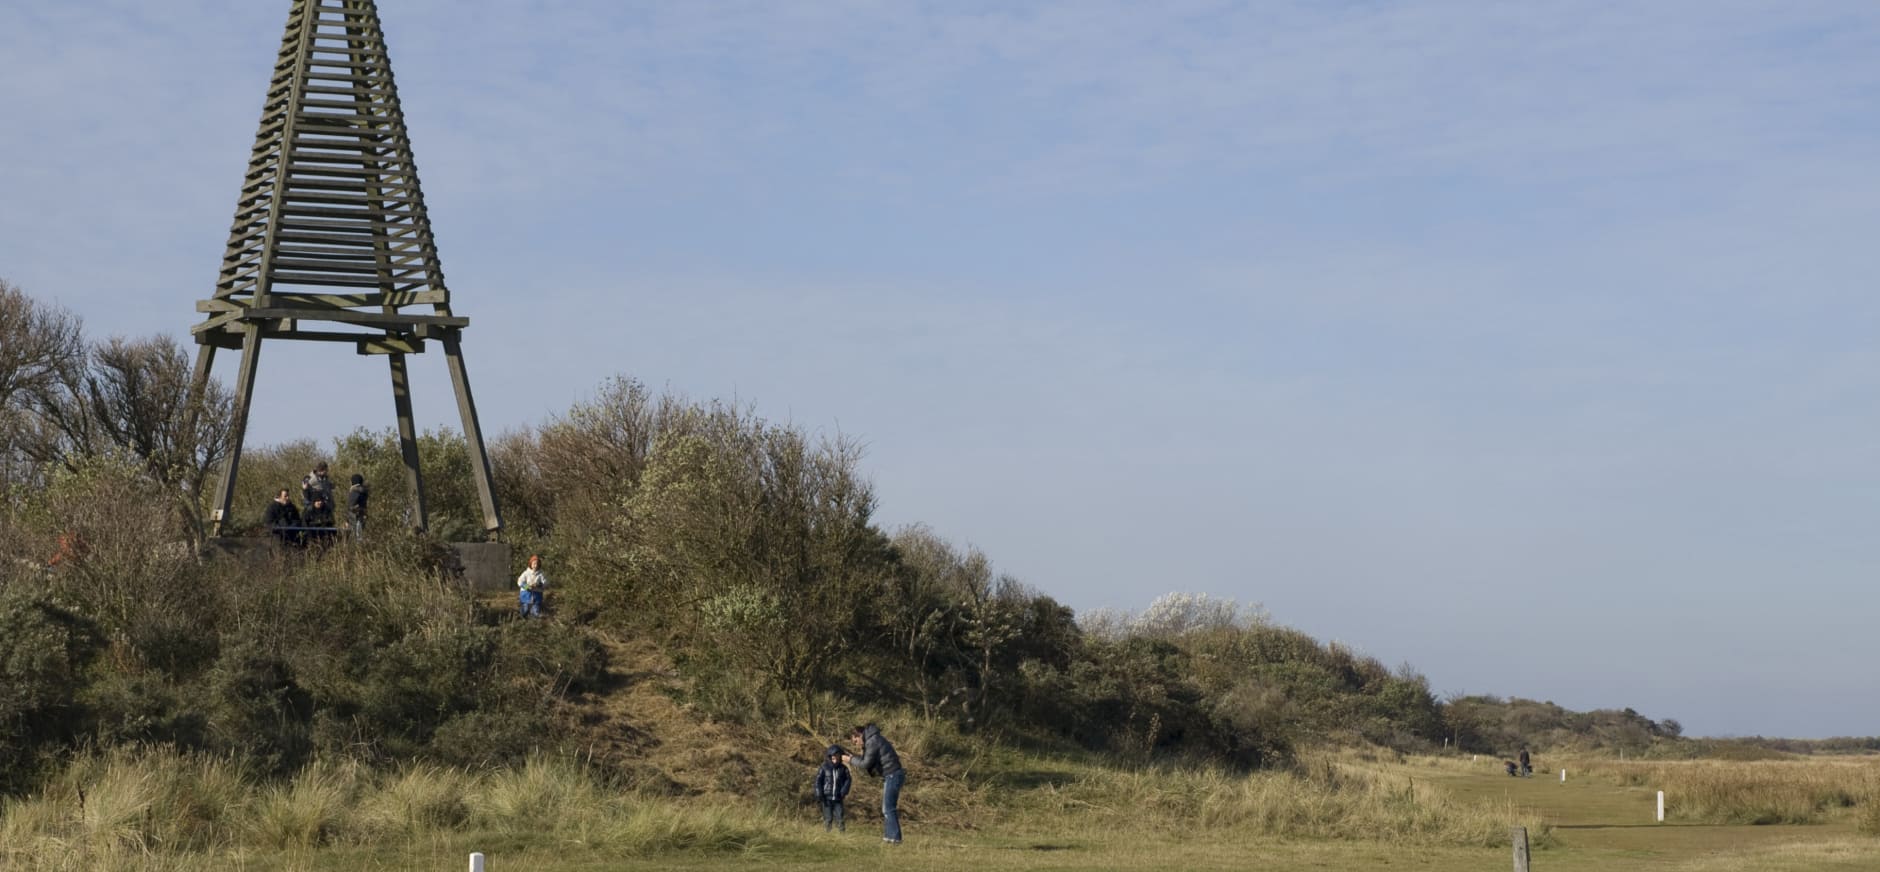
[188,343,218,408]
[185,342,219,542]
[388,352,428,531]
[441,331,502,536]
[209,324,264,536]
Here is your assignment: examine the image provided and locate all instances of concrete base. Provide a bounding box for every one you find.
[203,536,280,566]
[205,537,512,593]
[451,541,513,592]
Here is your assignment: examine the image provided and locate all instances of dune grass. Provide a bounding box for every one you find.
[0,748,786,871]
[1568,757,1880,825]
[9,745,1880,870]
[0,742,1549,869]
[994,751,1551,848]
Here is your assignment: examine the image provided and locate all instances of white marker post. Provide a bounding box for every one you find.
[470,852,486,872]
[1656,791,1665,823]
[1560,769,1567,782]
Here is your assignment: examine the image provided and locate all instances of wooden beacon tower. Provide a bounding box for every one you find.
[190,0,501,537]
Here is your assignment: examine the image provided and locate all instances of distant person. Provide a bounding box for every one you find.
[301,461,336,514]
[47,531,88,568]
[1518,746,1532,777]
[813,744,852,832]
[264,489,302,547]
[1504,759,1519,777]
[347,473,369,539]
[844,723,905,844]
[516,554,548,618]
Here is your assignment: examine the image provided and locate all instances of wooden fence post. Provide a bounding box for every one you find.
[1512,825,1530,871]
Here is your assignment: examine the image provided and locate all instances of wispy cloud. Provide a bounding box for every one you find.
[5,1,1880,736]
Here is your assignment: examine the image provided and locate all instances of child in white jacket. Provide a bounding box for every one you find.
[517,554,548,618]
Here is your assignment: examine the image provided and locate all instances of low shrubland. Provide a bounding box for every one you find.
[0,468,606,792]
[1442,694,1685,757]
[6,279,1872,868]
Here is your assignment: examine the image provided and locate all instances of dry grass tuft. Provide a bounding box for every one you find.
[353,763,471,839]
[1000,749,1549,848]
[245,758,364,850]
[0,747,252,869]
[0,747,785,868]
[1573,757,1880,825]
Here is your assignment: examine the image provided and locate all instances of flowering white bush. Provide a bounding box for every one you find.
[1079,592,1268,641]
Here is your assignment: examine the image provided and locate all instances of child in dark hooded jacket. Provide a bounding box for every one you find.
[812,745,852,832]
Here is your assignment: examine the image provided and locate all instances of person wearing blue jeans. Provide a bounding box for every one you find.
[881,769,905,842]
[846,724,905,844]
[516,554,548,618]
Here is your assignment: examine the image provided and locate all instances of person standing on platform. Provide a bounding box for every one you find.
[264,488,302,547]
[347,473,369,539]
[301,461,335,514]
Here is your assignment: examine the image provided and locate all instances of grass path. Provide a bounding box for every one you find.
[1423,758,1880,871]
[27,759,1877,872]
[248,762,1880,872]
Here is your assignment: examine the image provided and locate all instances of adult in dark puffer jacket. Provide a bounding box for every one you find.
[845,723,905,843]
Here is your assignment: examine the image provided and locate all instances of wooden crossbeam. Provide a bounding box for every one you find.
[197,290,448,311]
[357,337,425,355]
[238,307,467,328]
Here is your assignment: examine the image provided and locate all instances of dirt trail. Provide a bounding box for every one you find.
[555,632,825,798]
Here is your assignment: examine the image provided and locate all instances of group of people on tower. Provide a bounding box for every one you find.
[264,461,369,546]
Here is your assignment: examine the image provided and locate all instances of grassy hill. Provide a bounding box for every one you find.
[7,283,1879,868]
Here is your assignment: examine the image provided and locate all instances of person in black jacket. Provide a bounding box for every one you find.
[303,494,336,536]
[812,745,852,832]
[1518,746,1532,777]
[844,723,905,844]
[263,488,302,547]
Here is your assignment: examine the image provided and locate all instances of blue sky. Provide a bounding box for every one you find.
[6,1,1880,738]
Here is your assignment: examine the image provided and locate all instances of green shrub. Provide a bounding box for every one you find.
[0,588,103,792]
[430,709,549,768]
[82,671,206,751]
[202,640,314,773]
[491,618,607,696]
